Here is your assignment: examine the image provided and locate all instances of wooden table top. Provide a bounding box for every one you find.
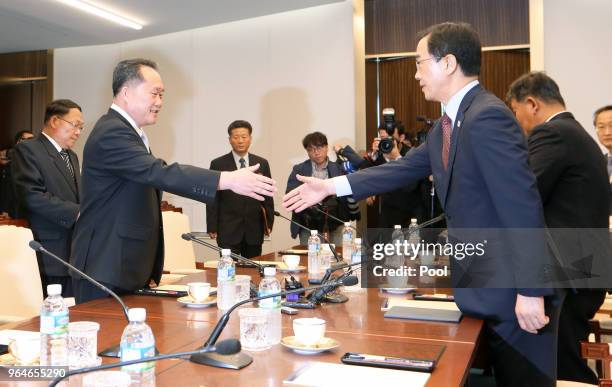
[0,250,483,386]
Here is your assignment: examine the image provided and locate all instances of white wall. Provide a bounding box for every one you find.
[54,1,357,256]
[532,0,612,146]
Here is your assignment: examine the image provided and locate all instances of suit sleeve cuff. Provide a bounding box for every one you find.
[332,175,352,197]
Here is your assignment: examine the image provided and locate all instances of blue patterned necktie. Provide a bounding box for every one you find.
[59,150,75,179]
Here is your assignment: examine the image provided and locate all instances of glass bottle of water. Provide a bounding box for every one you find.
[342,222,354,264]
[258,266,282,345]
[120,308,155,386]
[307,230,321,281]
[40,284,69,366]
[217,248,236,310]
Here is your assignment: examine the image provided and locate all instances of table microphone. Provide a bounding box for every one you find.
[190,275,358,370]
[309,261,364,304]
[48,339,241,387]
[273,211,342,264]
[28,240,158,359]
[181,233,274,277]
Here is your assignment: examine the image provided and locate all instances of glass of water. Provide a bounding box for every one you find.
[235,275,252,302]
[68,321,101,369]
[238,308,270,351]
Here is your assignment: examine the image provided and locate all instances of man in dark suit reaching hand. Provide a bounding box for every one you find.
[71,59,275,303]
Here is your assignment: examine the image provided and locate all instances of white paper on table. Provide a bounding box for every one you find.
[283,361,429,387]
[381,298,460,312]
[0,330,39,345]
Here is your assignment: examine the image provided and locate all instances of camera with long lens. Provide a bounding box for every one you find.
[378,107,397,154]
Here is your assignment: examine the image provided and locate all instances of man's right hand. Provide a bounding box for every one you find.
[218,164,276,201]
[371,138,381,154]
[283,174,336,213]
[208,232,217,239]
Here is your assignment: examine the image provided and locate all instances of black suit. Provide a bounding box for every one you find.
[11,134,80,297]
[71,108,220,303]
[527,112,610,384]
[206,152,273,258]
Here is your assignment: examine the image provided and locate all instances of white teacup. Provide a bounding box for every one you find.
[282,255,300,269]
[293,318,326,346]
[419,251,436,266]
[9,337,40,365]
[187,282,211,303]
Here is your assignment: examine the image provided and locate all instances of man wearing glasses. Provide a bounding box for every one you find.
[12,99,84,297]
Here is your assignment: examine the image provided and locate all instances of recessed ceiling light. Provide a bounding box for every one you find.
[54,0,143,30]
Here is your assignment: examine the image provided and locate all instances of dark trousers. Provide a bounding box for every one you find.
[220,237,262,259]
[73,279,130,304]
[557,289,606,384]
[41,275,73,298]
[487,289,565,387]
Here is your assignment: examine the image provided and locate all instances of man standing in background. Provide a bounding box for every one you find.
[207,120,274,258]
[594,105,612,214]
[507,72,609,384]
[12,99,83,297]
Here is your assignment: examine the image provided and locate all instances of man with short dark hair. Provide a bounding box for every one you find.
[286,132,356,245]
[207,120,274,258]
[285,22,560,386]
[508,71,610,384]
[71,58,275,303]
[594,105,612,214]
[12,99,84,297]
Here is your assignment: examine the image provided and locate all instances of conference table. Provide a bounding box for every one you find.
[0,250,484,386]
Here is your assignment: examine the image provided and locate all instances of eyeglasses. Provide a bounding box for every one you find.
[58,117,85,131]
[415,56,438,69]
[306,145,327,153]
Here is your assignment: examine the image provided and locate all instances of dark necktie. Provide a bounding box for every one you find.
[59,150,75,179]
[239,158,246,169]
[441,114,452,170]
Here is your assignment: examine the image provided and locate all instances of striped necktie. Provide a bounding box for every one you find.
[239,158,246,169]
[59,150,75,179]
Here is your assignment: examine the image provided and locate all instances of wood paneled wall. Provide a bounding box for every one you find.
[0,50,52,150]
[365,0,529,55]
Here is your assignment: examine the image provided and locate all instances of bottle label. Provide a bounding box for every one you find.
[258,290,280,309]
[40,311,68,335]
[218,266,235,282]
[121,343,155,372]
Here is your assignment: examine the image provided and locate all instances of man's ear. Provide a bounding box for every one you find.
[444,54,458,75]
[525,96,539,115]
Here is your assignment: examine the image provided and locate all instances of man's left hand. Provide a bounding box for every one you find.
[515,294,549,334]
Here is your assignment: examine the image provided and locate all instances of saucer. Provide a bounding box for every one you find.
[280,336,339,355]
[177,296,216,308]
[277,264,306,273]
[380,287,416,294]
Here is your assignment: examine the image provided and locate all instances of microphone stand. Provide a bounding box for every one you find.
[49,339,240,387]
[309,260,364,304]
[28,241,159,359]
[313,204,348,227]
[190,277,357,369]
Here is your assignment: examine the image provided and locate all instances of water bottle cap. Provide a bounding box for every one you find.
[411,218,417,224]
[310,230,318,236]
[263,266,276,276]
[354,238,362,244]
[344,222,351,227]
[128,308,146,322]
[394,224,401,229]
[47,284,62,296]
[221,248,231,256]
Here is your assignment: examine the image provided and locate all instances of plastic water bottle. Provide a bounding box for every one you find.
[307,230,322,281]
[40,284,69,366]
[217,248,236,310]
[388,224,405,267]
[345,238,363,291]
[342,222,354,264]
[258,266,282,345]
[120,308,155,385]
[407,218,420,259]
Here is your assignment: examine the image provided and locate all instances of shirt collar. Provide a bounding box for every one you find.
[232,151,249,167]
[545,111,569,123]
[42,132,63,153]
[311,158,329,171]
[443,80,480,125]
[110,103,145,138]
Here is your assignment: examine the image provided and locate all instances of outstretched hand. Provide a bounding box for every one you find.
[282,174,335,213]
[219,164,276,201]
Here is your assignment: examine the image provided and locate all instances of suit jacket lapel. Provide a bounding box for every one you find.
[225,152,238,171]
[39,135,78,197]
[441,84,481,208]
